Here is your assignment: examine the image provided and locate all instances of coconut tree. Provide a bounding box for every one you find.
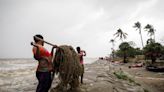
[144,24,156,41]
[133,21,144,48]
[128,41,136,47]
[146,38,155,45]
[114,28,128,42]
[144,42,163,64]
[115,45,142,59]
[110,39,115,58]
[144,24,152,29]
[119,42,131,63]
[110,39,115,49]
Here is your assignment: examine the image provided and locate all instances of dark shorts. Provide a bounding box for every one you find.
[36,72,52,92]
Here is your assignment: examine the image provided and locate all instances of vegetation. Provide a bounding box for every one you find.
[133,21,144,48]
[114,28,128,42]
[144,24,156,41]
[110,22,164,65]
[110,39,115,49]
[113,71,140,86]
[110,39,115,58]
[115,42,142,62]
[144,42,163,64]
[113,71,128,80]
[118,42,131,63]
[108,22,162,92]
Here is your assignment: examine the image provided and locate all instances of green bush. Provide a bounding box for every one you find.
[113,71,140,86]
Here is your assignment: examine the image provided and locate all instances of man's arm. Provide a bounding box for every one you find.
[81,50,86,56]
[34,46,41,60]
[51,45,58,56]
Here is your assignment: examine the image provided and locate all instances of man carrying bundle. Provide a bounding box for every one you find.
[76,46,86,84]
[31,34,57,92]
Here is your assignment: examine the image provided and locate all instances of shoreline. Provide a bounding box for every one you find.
[51,60,146,92]
[1,59,163,92]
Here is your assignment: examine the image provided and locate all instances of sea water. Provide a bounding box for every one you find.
[0,58,97,92]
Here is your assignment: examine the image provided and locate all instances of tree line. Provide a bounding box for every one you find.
[110,21,164,63]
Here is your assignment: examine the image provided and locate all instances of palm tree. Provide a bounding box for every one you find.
[146,38,155,45]
[110,39,115,58]
[144,24,156,41]
[110,39,115,49]
[114,28,128,42]
[133,21,144,48]
[128,41,136,47]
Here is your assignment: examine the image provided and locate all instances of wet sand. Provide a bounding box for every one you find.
[119,63,164,92]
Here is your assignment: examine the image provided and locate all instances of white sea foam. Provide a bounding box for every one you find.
[0,58,97,71]
[0,58,97,92]
[83,57,98,64]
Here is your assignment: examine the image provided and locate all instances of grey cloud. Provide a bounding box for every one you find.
[0,0,163,58]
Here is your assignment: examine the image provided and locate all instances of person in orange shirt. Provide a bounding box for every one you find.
[32,34,57,92]
[76,46,86,84]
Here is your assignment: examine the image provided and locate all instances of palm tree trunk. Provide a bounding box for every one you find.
[123,51,127,63]
[112,43,114,59]
[151,56,156,64]
[112,50,114,59]
[154,33,156,42]
[139,28,144,48]
[112,43,114,50]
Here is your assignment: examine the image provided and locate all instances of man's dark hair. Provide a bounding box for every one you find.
[76,46,81,53]
[33,34,43,43]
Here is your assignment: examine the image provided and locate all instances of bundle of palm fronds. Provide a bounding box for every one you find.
[53,45,82,90]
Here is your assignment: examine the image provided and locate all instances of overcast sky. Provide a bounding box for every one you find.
[0,0,164,58]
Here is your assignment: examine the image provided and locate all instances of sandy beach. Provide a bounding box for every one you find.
[0,59,164,92]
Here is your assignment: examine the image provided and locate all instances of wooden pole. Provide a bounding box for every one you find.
[34,36,55,46]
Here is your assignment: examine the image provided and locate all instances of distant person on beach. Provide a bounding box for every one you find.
[32,34,57,92]
[76,46,86,84]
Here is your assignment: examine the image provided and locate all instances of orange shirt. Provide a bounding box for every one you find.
[33,44,53,72]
